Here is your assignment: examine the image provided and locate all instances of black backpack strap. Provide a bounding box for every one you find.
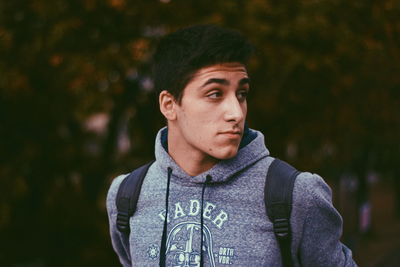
[265,158,301,267]
[116,160,155,234]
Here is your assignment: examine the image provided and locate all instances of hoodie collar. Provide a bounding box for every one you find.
[154,127,269,184]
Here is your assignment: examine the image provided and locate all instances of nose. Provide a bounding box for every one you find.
[223,94,245,123]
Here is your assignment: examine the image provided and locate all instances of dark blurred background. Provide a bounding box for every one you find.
[0,0,399,266]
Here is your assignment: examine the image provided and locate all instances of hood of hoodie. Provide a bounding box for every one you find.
[154,126,270,185]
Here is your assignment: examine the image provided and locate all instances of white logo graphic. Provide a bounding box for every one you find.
[147,244,159,260]
[165,222,216,267]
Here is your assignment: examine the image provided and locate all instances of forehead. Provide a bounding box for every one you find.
[190,63,249,84]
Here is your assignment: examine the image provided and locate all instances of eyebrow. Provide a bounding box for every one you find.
[200,77,250,88]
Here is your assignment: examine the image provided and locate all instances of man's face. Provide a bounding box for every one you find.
[172,62,249,160]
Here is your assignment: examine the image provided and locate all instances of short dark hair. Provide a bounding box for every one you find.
[153,24,254,102]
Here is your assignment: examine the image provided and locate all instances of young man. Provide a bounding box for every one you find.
[107,25,357,267]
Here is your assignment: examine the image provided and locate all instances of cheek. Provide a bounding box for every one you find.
[183,106,219,129]
[179,110,211,140]
[178,103,226,144]
[243,102,248,116]
[183,115,218,148]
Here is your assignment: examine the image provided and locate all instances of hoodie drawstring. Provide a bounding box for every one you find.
[159,170,212,267]
[159,167,172,267]
[200,175,212,267]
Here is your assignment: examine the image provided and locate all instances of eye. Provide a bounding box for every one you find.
[237,89,249,101]
[206,90,222,99]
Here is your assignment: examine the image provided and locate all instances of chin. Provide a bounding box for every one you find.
[213,147,239,160]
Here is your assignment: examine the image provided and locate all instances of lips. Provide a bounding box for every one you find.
[219,130,242,138]
[220,131,241,135]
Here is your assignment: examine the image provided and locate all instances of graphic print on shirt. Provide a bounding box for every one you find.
[147,244,160,260]
[166,222,215,267]
[149,199,236,266]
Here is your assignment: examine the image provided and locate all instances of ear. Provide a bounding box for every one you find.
[159,90,177,121]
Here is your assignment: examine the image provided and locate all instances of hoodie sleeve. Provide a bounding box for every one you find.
[298,173,357,267]
[106,174,132,267]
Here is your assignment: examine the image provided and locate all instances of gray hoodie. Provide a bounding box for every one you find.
[107,127,357,266]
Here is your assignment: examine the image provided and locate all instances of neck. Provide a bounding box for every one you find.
[167,127,218,177]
